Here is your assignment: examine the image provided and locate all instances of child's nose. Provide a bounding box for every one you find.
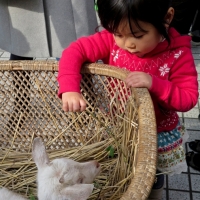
[125,42,136,51]
[127,45,136,50]
[126,46,136,53]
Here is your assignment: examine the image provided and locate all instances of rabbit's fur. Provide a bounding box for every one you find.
[0,137,100,200]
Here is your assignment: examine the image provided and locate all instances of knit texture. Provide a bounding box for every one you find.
[58,27,198,132]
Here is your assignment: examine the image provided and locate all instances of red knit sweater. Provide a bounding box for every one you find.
[58,28,198,132]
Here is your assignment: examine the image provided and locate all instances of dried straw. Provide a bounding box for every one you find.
[0,80,138,200]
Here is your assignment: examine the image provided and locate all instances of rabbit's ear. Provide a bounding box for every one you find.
[32,137,50,169]
[60,184,94,200]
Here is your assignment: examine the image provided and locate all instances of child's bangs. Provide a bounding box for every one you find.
[97,1,129,33]
[98,0,146,34]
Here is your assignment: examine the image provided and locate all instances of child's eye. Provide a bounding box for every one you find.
[134,35,144,39]
[114,33,123,38]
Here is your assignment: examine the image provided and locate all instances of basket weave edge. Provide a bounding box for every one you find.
[83,63,157,200]
[120,88,157,200]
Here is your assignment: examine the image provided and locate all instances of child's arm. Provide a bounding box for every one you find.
[57,30,113,112]
[149,49,198,112]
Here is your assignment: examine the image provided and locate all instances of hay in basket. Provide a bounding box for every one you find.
[0,61,157,200]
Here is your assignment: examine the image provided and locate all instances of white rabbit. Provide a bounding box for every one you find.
[0,137,100,200]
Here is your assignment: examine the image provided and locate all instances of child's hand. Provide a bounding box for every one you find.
[62,92,86,112]
[125,71,152,89]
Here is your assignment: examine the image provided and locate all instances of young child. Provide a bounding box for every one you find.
[58,0,198,199]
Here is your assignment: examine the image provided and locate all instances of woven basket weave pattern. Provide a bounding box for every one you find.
[0,61,157,200]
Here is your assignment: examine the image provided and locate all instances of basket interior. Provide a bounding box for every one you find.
[0,62,147,199]
[0,68,137,150]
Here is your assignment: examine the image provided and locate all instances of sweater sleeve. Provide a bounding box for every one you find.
[57,30,113,98]
[149,48,199,112]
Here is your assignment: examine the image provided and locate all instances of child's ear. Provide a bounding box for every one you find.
[164,7,174,29]
[60,184,94,200]
[32,137,50,168]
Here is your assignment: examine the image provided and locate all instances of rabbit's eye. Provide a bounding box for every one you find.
[78,178,83,184]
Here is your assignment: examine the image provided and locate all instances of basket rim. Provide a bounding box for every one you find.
[0,60,157,200]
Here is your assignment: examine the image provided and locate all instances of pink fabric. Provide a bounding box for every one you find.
[58,28,198,132]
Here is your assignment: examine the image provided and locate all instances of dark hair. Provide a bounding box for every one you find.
[97,0,173,43]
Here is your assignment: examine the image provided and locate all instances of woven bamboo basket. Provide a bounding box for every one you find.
[0,60,157,200]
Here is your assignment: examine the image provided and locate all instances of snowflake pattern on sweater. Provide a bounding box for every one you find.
[159,64,170,76]
[109,43,187,132]
[111,43,183,77]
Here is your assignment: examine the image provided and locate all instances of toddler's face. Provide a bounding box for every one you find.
[113,20,163,57]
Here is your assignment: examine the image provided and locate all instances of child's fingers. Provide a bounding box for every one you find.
[79,99,86,111]
[125,75,138,87]
[67,100,86,112]
[62,102,69,112]
[67,102,75,112]
[125,72,152,89]
[62,92,86,112]
[72,101,82,112]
